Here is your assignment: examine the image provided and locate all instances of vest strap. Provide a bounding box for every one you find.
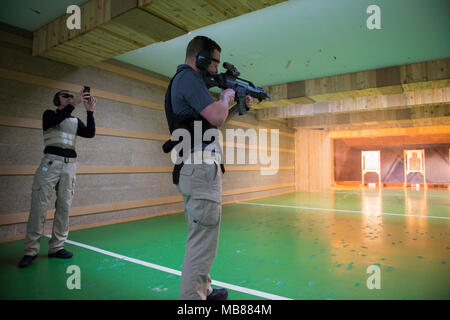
[164,68,225,184]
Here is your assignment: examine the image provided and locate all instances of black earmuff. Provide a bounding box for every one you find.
[196,37,214,71]
[53,91,62,106]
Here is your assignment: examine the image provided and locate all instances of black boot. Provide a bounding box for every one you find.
[48,249,73,259]
[18,255,37,268]
[207,288,228,300]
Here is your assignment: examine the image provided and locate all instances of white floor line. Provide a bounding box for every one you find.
[318,190,450,199]
[44,235,291,300]
[237,202,450,220]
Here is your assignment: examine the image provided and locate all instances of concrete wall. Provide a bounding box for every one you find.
[0,27,295,241]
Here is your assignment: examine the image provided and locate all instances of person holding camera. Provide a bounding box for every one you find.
[18,88,96,268]
[164,36,252,300]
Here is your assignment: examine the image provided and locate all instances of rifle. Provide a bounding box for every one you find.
[204,62,270,115]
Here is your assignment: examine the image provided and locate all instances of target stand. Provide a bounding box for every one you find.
[361,150,382,188]
[404,149,427,189]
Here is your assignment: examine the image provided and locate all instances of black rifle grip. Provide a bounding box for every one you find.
[235,86,248,116]
[237,96,247,115]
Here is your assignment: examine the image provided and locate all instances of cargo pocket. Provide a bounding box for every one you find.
[191,163,221,203]
[70,175,76,197]
[31,159,47,191]
[31,180,41,192]
[178,164,194,197]
[31,167,50,206]
[188,198,221,227]
[208,162,221,200]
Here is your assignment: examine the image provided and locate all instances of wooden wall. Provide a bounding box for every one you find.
[0,28,295,241]
[295,128,332,191]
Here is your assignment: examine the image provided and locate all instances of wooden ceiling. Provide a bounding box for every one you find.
[140,0,282,32]
[32,0,285,67]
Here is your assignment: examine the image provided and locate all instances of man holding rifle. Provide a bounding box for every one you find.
[163,35,252,300]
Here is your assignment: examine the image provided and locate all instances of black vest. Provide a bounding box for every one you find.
[163,67,225,184]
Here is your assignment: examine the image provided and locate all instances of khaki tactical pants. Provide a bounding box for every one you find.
[24,154,77,256]
[177,158,222,300]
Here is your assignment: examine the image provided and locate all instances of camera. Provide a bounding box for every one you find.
[83,86,91,100]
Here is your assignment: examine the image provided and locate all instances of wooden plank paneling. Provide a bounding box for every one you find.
[139,0,286,32]
[0,30,32,48]
[33,0,111,57]
[227,120,295,138]
[0,166,173,176]
[340,134,450,147]
[289,104,450,128]
[0,68,164,110]
[94,61,170,88]
[0,165,295,176]
[256,58,450,110]
[0,116,171,141]
[111,0,138,18]
[0,183,295,225]
[0,68,296,137]
[257,87,450,121]
[329,125,450,139]
[0,116,295,154]
[101,8,185,45]
[295,128,331,191]
[33,0,285,67]
[33,0,185,67]
[1,189,300,243]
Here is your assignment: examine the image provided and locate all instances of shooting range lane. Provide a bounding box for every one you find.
[0,189,448,300]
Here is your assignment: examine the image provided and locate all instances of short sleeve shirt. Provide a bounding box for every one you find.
[171,64,215,116]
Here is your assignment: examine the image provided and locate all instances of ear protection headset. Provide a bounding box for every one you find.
[53,90,63,106]
[195,37,214,71]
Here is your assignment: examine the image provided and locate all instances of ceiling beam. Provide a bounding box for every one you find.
[338,134,450,147]
[257,58,450,109]
[288,104,450,128]
[329,125,450,139]
[257,87,450,120]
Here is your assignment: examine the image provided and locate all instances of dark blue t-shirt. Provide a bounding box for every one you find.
[171,64,215,116]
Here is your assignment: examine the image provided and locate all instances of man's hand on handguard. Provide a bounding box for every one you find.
[220,88,235,105]
[245,95,253,110]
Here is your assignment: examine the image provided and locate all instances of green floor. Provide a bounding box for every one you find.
[1,188,449,300]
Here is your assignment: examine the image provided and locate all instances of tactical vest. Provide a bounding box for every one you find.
[163,67,225,184]
[43,117,78,150]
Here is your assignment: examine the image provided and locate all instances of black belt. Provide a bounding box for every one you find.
[172,162,225,185]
